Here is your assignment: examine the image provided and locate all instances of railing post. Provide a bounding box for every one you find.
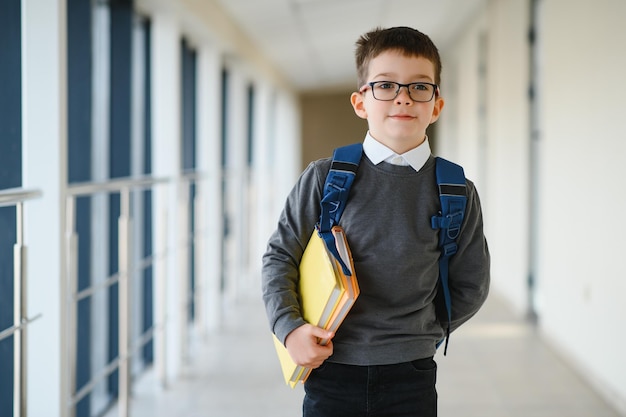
[65,196,78,417]
[155,204,168,389]
[118,188,132,417]
[193,187,205,339]
[14,202,26,417]
[178,179,190,365]
[59,177,170,412]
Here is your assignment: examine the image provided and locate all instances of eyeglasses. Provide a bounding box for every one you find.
[359,81,439,102]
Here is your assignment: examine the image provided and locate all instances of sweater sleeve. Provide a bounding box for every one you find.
[261,160,328,344]
[446,179,491,333]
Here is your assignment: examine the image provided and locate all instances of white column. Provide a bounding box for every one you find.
[196,44,223,333]
[21,0,67,416]
[90,3,111,411]
[273,90,302,204]
[150,13,182,383]
[223,61,248,298]
[251,81,274,281]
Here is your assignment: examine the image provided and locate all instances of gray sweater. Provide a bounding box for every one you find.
[262,154,490,366]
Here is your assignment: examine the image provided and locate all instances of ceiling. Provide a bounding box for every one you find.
[213,0,486,92]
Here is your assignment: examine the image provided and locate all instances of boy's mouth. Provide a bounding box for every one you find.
[389,114,415,120]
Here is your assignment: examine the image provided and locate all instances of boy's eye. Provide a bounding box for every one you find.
[377,82,396,90]
[410,83,428,91]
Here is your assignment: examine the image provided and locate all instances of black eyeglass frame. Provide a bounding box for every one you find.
[359,81,439,102]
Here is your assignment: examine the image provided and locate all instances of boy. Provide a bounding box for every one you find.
[262,26,490,416]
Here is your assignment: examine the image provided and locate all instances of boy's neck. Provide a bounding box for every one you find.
[374,135,426,155]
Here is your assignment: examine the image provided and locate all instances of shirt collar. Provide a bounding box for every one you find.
[362,132,432,172]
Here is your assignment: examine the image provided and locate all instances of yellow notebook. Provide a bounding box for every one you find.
[272,226,359,387]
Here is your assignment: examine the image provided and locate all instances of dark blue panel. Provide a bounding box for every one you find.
[75,198,92,417]
[108,0,133,395]
[181,39,197,171]
[67,0,93,415]
[143,19,152,176]
[0,208,17,417]
[142,186,153,361]
[142,18,154,363]
[220,68,229,168]
[109,9,132,180]
[0,0,22,189]
[181,39,197,321]
[67,0,93,184]
[0,1,21,416]
[220,68,229,292]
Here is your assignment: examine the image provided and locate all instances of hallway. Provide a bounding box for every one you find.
[4,1,626,416]
[106,292,621,417]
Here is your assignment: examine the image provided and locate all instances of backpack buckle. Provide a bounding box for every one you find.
[445,211,463,239]
[442,242,457,257]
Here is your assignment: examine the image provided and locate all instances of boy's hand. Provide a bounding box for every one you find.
[285,324,334,369]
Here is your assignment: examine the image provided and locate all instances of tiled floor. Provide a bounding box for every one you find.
[107,292,623,417]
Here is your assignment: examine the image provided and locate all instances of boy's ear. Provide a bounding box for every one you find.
[429,96,445,124]
[350,92,368,119]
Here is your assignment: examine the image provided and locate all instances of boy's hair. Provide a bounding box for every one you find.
[355,26,442,88]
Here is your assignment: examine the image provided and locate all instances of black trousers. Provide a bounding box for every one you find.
[303,357,437,417]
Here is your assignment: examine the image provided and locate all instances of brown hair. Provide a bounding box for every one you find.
[355,26,442,87]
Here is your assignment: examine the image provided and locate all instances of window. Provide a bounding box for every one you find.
[0,1,22,416]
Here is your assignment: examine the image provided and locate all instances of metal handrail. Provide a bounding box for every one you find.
[73,252,167,302]
[0,187,42,207]
[63,173,206,417]
[65,175,169,417]
[0,187,43,417]
[66,174,169,197]
[0,314,43,342]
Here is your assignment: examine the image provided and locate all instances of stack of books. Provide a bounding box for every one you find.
[272,225,359,388]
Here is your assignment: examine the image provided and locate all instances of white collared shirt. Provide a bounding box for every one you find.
[362,132,432,172]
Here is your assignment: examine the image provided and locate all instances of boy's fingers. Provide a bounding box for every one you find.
[310,326,334,341]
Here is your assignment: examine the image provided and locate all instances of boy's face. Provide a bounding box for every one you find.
[351,50,444,154]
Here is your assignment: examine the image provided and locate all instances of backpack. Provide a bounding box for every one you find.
[317,143,467,355]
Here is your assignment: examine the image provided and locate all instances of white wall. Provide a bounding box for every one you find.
[439,0,626,413]
[90,3,112,410]
[273,91,303,206]
[223,60,250,298]
[438,14,486,182]
[250,80,276,284]
[440,0,530,316]
[21,0,67,416]
[483,0,532,316]
[196,44,223,333]
[538,0,626,413]
[150,11,183,383]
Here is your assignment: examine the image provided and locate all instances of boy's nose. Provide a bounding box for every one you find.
[395,86,413,104]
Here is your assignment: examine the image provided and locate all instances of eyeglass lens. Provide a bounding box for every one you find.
[371,82,436,102]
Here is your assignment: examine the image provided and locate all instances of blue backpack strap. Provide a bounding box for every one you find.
[431,157,467,355]
[318,143,363,276]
